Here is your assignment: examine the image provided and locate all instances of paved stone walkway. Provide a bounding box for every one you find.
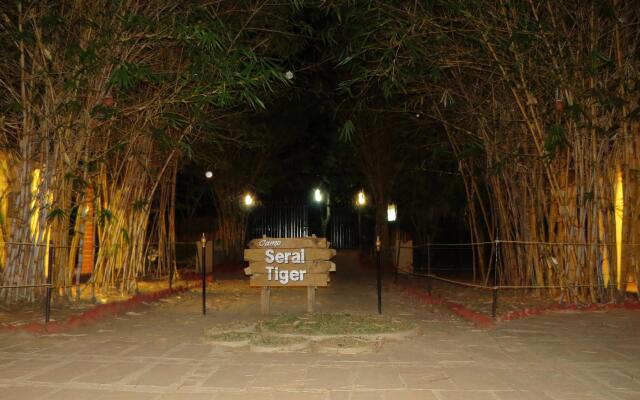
[0,251,639,399]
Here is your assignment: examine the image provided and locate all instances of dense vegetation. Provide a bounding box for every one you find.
[1,1,638,303]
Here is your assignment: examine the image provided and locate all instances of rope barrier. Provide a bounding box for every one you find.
[409,272,604,291]
[0,284,52,289]
[405,240,640,248]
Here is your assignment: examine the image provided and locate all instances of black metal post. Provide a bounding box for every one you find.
[45,244,53,323]
[491,287,498,318]
[357,208,362,250]
[169,264,173,290]
[201,233,206,315]
[426,236,432,296]
[376,236,382,314]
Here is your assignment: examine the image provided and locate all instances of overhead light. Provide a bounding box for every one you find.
[205,171,213,179]
[387,203,397,222]
[357,190,366,206]
[243,193,255,207]
[313,188,323,203]
[285,70,294,80]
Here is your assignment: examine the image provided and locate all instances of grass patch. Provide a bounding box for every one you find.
[208,331,255,342]
[205,321,255,336]
[251,334,308,347]
[262,313,415,336]
[316,336,372,348]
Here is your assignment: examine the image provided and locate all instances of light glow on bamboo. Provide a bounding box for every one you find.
[614,169,624,290]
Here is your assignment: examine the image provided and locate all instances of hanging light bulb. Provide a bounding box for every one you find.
[387,203,397,222]
[313,188,323,203]
[357,190,366,206]
[243,193,255,207]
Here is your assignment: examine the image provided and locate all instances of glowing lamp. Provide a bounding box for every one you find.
[313,188,323,203]
[205,171,213,179]
[387,203,397,222]
[357,191,366,206]
[243,193,254,207]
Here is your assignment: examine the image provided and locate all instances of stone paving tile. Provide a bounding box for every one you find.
[165,343,214,359]
[201,365,261,389]
[352,366,404,390]
[435,390,496,400]
[545,391,614,400]
[383,389,438,399]
[500,369,592,393]
[29,361,103,383]
[328,391,350,400]
[611,391,640,400]
[0,358,58,380]
[444,367,512,390]
[304,366,354,390]
[75,361,146,384]
[42,388,133,400]
[127,363,192,386]
[349,391,384,400]
[583,369,640,391]
[82,340,138,357]
[268,391,328,400]
[493,391,555,400]
[0,385,52,400]
[249,365,309,389]
[156,393,215,400]
[94,391,159,400]
[123,341,178,357]
[396,366,454,390]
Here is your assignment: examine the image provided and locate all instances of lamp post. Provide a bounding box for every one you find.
[376,235,382,314]
[387,203,398,282]
[201,232,207,315]
[201,170,214,315]
[356,190,366,249]
[314,187,330,238]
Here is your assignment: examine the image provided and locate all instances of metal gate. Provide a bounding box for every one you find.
[246,204,309,240]
[246,204,359,249]
[327,207,359,249]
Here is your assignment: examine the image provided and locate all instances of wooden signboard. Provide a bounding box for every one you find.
[243,248,336,262]
[243,235,336,314]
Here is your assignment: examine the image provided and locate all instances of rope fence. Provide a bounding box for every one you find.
[398,239,639,318]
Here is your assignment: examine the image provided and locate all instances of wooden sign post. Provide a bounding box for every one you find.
[244,236,336,314]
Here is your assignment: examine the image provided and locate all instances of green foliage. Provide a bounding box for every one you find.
[544,124,568,160]
[339,120,355,143]
[98,209,114,226]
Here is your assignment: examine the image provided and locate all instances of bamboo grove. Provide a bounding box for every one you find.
[336,1,639,301]
[1,0,638,304]
[0,0,296,302]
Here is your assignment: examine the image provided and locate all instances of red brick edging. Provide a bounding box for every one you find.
[497,300,640,322]
[400,283,640,328]
[402,285,495,328]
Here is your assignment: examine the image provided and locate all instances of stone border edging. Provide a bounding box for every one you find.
[0,281,199,335]
[249,338,311,353]
[260,328,419,341]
